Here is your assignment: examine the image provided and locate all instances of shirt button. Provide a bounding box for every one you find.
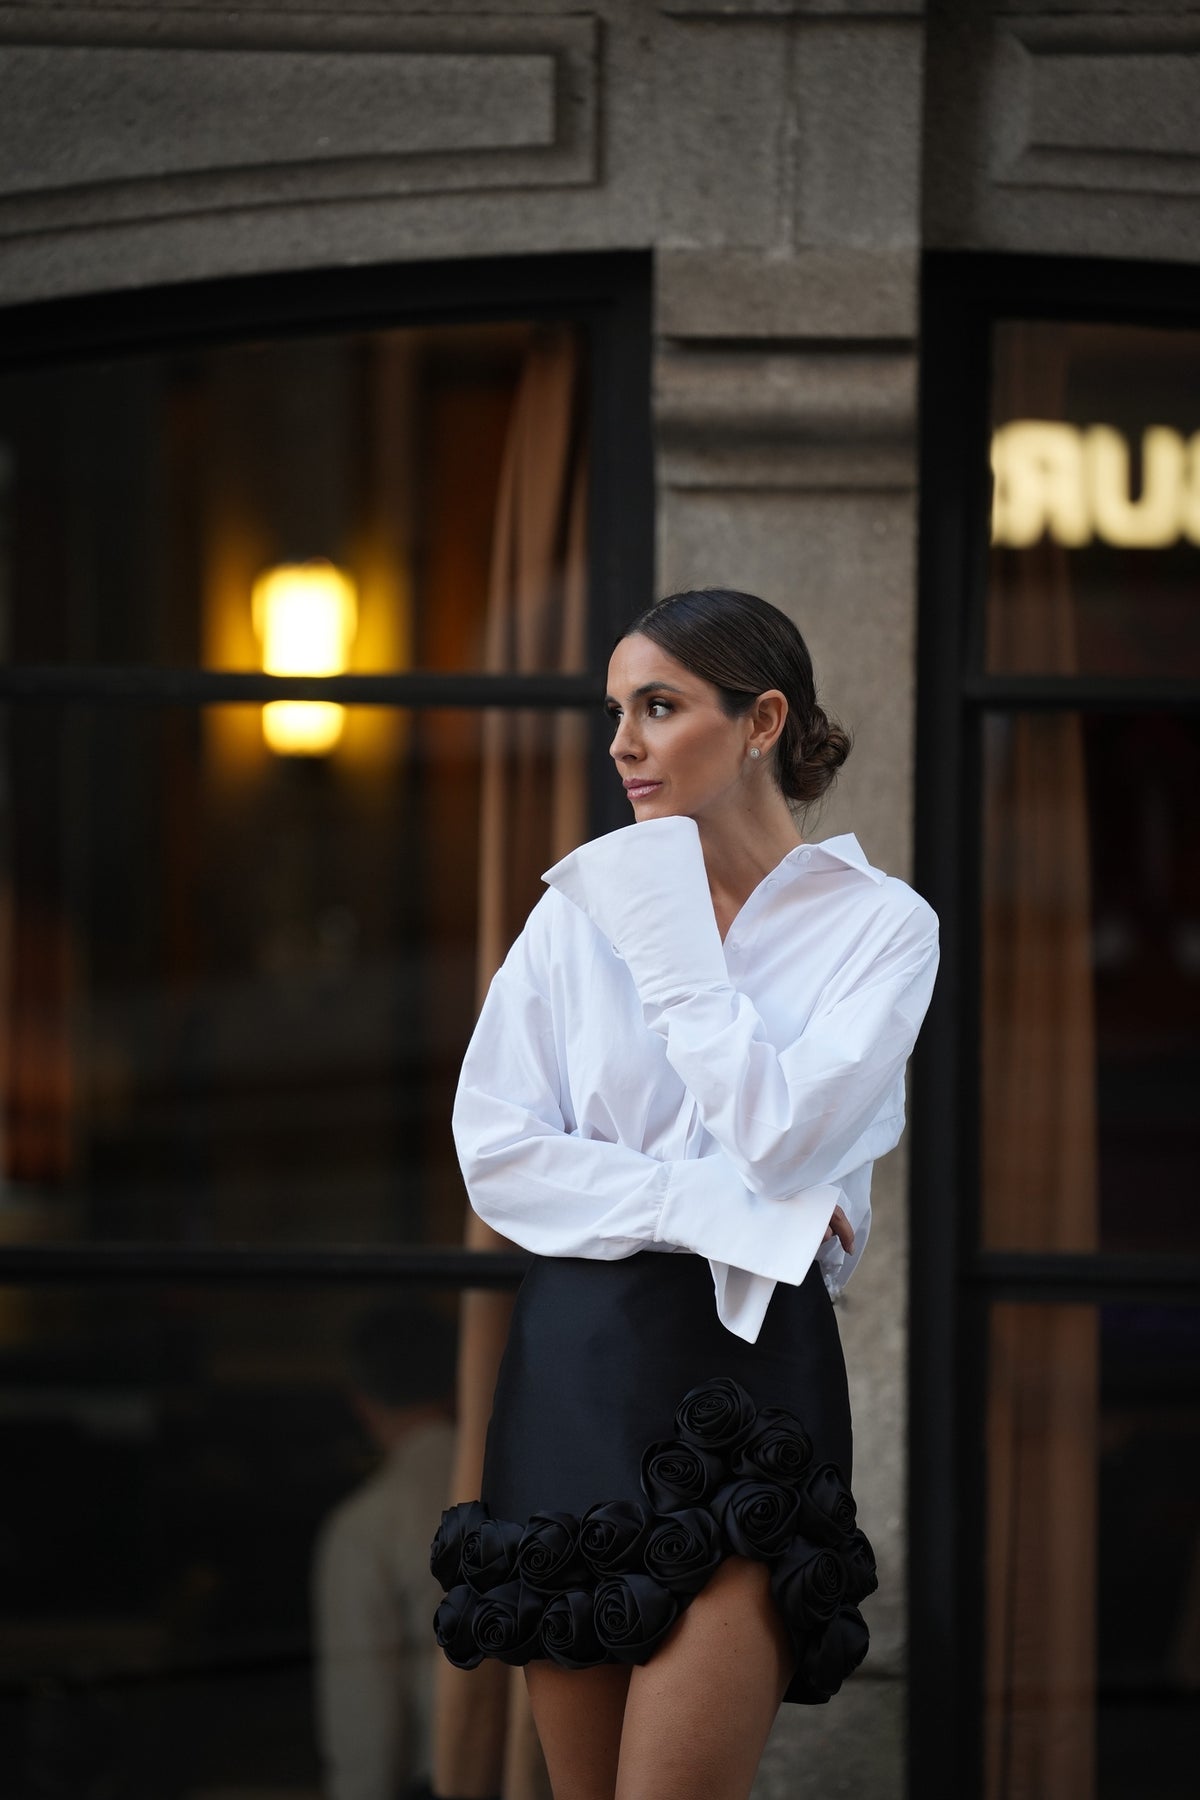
[800,850,812,864]
[727,937,741,954]
[765,878,777,892]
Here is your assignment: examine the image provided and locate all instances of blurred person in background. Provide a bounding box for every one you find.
[314,1301,457,1800]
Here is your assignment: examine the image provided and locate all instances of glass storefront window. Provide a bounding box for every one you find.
[988,321,1200,680]
[980,711,1200,1254]
[0,257,648,1800]
[0,702,590,1248]
[915,262,1200,1800]
[0,311,596,1250]
[0,322,590,676]
[982,1301,1200,1800]
[0,1281,461,1798]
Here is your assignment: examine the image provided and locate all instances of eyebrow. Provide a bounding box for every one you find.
[604,681,688,705]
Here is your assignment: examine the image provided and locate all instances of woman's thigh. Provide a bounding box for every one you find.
[525,1660,631,1800]
[615,1557,792,1800]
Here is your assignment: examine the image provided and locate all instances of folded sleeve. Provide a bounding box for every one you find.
[543,816,940,1202]
[452,924,841,1289]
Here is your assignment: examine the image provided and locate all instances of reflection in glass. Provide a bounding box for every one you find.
[983,1302,1200,1800]
[313,1300,457,1800]
[0,703,592,1249]
[0,1283,461,1798]
[981,713,1200,1255]
[988,321,1200,679]
[0,321,591,677]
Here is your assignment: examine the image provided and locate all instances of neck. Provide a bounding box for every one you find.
[695,794,803,933]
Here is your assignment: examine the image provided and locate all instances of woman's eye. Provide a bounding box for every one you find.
[647,700,671,719]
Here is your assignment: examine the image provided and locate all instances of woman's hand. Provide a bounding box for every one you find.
[822,1205,854,1255]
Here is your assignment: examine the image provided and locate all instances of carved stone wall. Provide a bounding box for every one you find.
[925,0,1200,258]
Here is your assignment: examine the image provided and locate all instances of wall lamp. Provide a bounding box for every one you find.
[252,560,358,755]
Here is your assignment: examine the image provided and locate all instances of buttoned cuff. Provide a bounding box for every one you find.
[657,1158,839,1286]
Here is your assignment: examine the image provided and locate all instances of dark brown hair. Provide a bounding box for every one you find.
[622,588,851,806]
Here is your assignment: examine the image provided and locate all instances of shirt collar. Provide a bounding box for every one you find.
[783,833,885,885]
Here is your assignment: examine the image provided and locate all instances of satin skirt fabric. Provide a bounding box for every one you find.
[482,1251,852,1524]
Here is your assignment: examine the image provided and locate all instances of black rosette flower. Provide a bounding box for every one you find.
[711,1478,802,1561]
[641,1438,724,1511]
[674,1377,757,1453]
[434,1583,485,1670]
[462,1517,525,1594]
[471,1580,545,1666]
[731,1408,814,1484]
[643,1509,724,1597]
[841,1528,879,1605]
[430,1501,488,1591]
[795,1464,858,1548]
[541,1588,607,1669]
[594,1573,680,1664]
[579,1499,651,1577]
[770,1538,848,1639]
[517,1512,586,1594]
[793,1604,870,1702]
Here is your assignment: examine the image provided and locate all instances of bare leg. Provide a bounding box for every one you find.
[614,1557,792,1800]
[524,1662,631,1800]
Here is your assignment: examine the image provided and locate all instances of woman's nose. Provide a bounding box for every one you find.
[609,717,640,762]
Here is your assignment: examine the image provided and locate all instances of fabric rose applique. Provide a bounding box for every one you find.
[430,1376,876,1702]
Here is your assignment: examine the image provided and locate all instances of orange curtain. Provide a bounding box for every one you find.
[435,328,587,1800]
[982,324,1099,1798]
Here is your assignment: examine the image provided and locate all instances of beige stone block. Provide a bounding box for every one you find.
[653,15,793,249]
[657,487,917,878]
[657,247,919,339]
[793,20,924,249]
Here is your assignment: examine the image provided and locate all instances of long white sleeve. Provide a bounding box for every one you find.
[452,944,841,1289]
[543,816,939,1202]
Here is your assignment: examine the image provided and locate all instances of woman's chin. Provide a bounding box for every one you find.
[629,793,673,817]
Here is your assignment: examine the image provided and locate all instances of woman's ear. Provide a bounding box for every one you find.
[748,689,788,758]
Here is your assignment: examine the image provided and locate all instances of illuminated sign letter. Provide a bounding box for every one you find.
[991,422,1090,548]
[1086,426,1184,549]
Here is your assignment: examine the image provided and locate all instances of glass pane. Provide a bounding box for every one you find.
[0,1281,469,1799]
[0,320,589,674]
[987,320,1200,679]
[0,703,590,1246]
[980,711,1200,1253]
[982,1301,1200,1800]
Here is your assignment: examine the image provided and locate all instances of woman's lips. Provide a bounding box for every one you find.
[624,780,662,800]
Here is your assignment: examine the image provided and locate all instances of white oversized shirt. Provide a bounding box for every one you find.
[453,814,939,1343]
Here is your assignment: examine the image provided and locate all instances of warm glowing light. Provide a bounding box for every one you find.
[261,700,347,756]
[991,421,1200,549]
[252,561,357,755]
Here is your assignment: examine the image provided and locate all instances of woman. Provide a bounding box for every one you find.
[431,589,939,1800]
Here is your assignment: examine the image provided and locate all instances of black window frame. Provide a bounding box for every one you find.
[0,248,653,1295]
[910,250,1200,1796]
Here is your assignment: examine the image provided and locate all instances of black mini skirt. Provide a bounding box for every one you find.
[430,1251,877,1705]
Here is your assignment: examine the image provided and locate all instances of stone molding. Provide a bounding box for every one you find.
[993,14,1200,197]
[661,2,924,16]
[655,343,917,489]
[656,248,919,339]
[0,8,598,240]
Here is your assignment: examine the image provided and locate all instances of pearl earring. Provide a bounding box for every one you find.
[749,748,760,760]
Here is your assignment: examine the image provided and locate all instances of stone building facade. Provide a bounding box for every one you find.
[1,4,1197,1797]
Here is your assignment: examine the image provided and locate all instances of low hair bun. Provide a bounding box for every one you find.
[783,703,851,806]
